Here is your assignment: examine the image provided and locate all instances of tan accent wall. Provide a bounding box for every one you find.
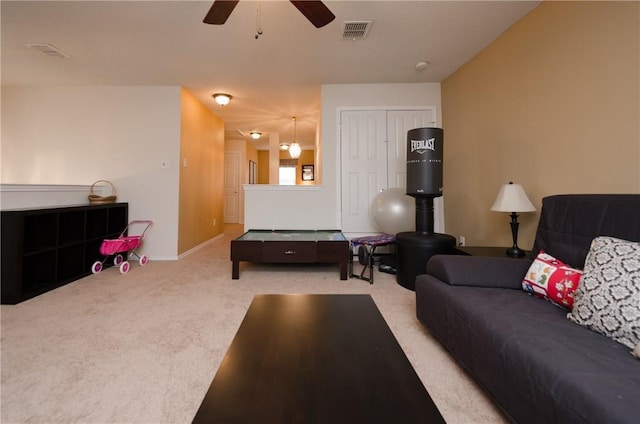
[178,88,225,255]
[442,1,639,250]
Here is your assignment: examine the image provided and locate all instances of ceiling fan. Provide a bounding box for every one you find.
[203,0,335,28]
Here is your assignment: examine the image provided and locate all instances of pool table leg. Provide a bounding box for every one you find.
[232,260,240,279]
[340,259,348,280]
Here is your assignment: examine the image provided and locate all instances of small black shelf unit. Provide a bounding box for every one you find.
[1,203,128,304]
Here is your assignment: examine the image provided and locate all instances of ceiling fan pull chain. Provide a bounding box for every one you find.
[255,2,263,39]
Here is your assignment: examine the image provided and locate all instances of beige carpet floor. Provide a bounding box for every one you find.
[1,225,506,423]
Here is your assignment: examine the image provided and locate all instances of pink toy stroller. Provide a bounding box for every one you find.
[91,220,153,274]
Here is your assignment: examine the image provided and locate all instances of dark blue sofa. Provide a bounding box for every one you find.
[416,194,640,423]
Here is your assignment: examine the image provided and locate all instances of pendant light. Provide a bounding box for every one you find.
[289,116,302,159]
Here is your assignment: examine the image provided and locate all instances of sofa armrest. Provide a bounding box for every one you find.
[425,255,532,289]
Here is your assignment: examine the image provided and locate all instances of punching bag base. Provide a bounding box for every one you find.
[395,232,456,291]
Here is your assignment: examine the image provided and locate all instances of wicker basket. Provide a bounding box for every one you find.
[88,180,117,204]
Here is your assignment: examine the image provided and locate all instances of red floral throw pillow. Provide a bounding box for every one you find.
[522,252,583,309]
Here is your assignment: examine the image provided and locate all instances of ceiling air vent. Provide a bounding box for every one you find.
[25,43,71,59]
[341,21,372,40]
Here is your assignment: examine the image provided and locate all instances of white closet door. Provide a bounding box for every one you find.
[340,108,444,235]
[386,109,436,189]
[340,110,387,233]
[386,109,444,233]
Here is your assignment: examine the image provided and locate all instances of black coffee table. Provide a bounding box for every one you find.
[192,294,445,423]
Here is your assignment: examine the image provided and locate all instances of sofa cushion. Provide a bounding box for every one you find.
[522,251,582,309]
[568,236,640,350]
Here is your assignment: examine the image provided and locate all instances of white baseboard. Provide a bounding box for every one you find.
[177,233,224,260]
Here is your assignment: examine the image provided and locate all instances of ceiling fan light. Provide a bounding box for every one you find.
[213,93,232,106]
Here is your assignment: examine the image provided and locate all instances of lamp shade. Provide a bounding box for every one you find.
[490,182,536,212]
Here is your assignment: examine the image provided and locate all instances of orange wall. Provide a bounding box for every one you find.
[178,88,225,254]
[257,150,270,184]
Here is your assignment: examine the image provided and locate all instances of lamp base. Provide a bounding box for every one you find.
[506,246,526,258]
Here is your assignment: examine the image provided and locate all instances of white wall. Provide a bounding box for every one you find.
[1,86,181,259]
[244,82,442,232]
[244,185,329,230]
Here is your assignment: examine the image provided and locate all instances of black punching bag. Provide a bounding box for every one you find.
[396,126,455,291]
[406,127,443,198]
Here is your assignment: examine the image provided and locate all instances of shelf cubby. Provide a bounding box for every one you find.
[86,208,109,239]
[59,210,86,246]
[23,213,57,253]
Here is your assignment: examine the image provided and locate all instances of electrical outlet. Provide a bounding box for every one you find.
[458,236,466,246]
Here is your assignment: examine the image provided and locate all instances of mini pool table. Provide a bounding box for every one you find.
[231,230,349,280]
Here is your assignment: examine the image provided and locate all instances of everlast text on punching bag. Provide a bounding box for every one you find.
[396,127,456,291]
[406,127,443,198]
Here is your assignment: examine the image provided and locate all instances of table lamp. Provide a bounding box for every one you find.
[490,182,536,257]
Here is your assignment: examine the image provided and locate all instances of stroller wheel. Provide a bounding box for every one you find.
[114,254,124,266]
[139,255,149,266]
[119,261,130,274]
[91,261,103,274]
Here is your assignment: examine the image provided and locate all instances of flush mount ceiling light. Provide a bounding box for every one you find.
[279,144,290,150]
[212,93,232,106]
[289,117,302,159]
[415,61,429,71]
[250,131,261,140]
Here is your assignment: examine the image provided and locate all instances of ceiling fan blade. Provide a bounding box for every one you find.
[203,0,239,25]
[290,1,336,28]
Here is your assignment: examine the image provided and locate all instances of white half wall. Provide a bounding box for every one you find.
[1,86,181,260]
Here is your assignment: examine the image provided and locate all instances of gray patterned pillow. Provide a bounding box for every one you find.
[567,236,640,349]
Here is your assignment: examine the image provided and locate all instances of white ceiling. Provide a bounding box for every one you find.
[1,0,540,150]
